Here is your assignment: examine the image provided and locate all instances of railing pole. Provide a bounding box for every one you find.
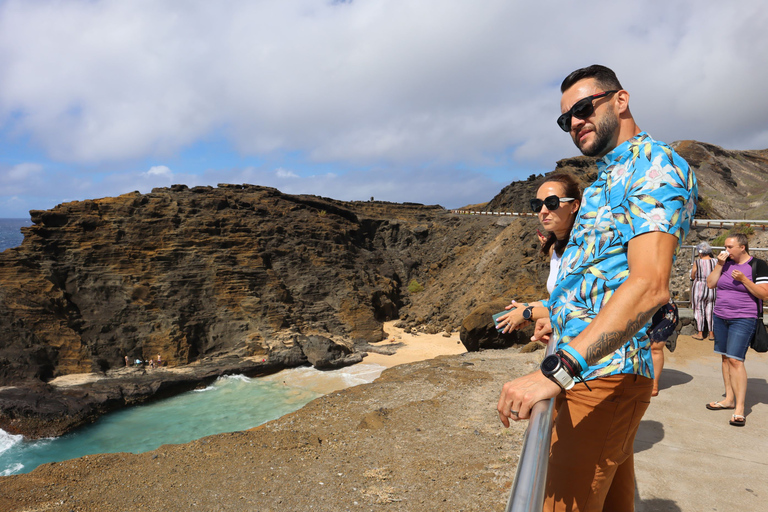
[505,340,557,512]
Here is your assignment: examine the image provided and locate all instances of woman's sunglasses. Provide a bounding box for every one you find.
[530,195,575,213]
[557,90,618,132]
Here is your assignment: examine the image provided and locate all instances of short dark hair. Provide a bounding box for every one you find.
[560,64,623,93]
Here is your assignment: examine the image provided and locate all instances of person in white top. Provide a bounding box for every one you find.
[495,173,581,335]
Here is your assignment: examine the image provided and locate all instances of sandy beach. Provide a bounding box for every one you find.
[43,320,468,389]
[363,320,468,368]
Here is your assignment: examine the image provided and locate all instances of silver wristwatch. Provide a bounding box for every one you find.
[540,354,575,390]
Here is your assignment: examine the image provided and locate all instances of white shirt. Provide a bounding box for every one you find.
[547,251,562,295]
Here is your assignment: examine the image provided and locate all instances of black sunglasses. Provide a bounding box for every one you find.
[557,90,618,132]
[530,195,575,213]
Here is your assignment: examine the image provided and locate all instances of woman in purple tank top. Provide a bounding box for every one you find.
[705,234,768,427]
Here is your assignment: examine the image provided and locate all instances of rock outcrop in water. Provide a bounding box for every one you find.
[1,140,767,437]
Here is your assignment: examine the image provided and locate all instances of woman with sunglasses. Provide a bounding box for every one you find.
[495,174,581,335]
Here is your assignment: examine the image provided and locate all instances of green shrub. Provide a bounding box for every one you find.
[712,223,755,247]
[696,195,713,216]
[712,232,728,247]
[407,279,424,294]
[733,223,754,236]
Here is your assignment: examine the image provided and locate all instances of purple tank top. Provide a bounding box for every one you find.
[713,257,759,319]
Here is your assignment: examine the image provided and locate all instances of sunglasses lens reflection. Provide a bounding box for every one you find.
[557,97,595,132]
[572,98,595,118]
[530,196,562,212]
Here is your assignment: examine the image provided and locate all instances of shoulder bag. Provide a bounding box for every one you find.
[748,258,768,353]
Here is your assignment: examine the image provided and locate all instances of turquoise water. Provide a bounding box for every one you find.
[0,363,384,476]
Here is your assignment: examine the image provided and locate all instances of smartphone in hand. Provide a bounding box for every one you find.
[493,311,507,332]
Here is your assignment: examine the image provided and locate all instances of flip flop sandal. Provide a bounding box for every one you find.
[729,415,746,427]
[706,401,735,410]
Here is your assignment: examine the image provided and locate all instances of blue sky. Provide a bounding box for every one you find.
[1,1,767,218]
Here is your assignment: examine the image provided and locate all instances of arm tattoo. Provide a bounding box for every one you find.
[585,306,658,365]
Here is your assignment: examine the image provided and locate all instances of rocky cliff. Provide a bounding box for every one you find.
[1,140,767,437]
[0,185,547,386]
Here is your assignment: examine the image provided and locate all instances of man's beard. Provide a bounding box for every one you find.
[576,112,619,157]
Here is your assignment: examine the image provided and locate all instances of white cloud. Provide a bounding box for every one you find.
[146,165,173,178]
[275,168,299,179]
[3,0,763,168]
[0,1,767,216]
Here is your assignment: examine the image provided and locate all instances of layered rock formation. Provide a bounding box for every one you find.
[0,185,546,385]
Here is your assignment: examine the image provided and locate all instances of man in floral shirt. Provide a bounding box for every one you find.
[498,65,697,511]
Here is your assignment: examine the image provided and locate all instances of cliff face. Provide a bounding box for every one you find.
[0,185,548,387]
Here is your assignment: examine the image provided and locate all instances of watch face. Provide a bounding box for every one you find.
[541,354,560,373]
[523,307,533,320]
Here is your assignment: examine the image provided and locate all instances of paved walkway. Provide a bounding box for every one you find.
[634,334,768,511]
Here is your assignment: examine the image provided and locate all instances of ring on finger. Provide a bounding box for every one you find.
[510,410,519,416]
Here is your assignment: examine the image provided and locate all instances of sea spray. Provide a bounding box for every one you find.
[0,363,386,476]
[0,429,24,456]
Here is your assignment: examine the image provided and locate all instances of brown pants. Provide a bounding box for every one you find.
[543,374,653,512]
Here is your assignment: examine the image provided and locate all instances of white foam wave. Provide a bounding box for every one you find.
[192,374,252,393]
[335,363,386,386]
[262,363,386,394]
[219,374,252,383]
[1,463,24,476]
[0,428,24,456]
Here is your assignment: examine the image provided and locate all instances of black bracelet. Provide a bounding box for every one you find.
[556,349,582,375]
[558,353,577,377]
[556,349,592,392]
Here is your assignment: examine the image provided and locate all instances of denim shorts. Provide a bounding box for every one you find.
[713,315,756,361]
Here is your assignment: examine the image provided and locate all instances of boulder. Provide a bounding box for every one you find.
[296,335,355,370]
[460,301,532,351]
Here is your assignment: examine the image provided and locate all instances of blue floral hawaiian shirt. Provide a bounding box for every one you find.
[549,132,697,380]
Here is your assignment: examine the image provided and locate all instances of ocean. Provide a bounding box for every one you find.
[0,363,385,476]
[0,218,31,252]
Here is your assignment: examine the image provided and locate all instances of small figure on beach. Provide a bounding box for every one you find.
[149,359,155,369]
[691,242,717,340]
[124,355,129,367]
[705,234,768,427]
[157,354,162,367]
[497,64,697,511]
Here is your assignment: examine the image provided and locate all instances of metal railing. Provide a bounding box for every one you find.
[504,339,556,512]
[450,211,768,231]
